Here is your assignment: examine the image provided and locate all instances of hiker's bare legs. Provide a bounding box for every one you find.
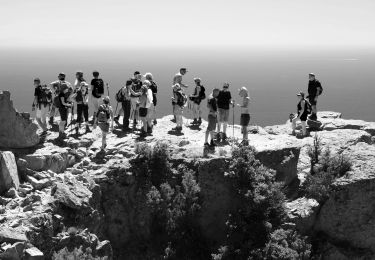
[301,121,307,136]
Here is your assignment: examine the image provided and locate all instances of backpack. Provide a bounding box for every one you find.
[176,90,188,107]
[116,88,125,102]
[97,104,110,123]
[37,85,52,104]
[75,85,88,103]
[150,81,158,94]
[198,86,206,100]
[317,83,323,96]
[92,78,104,96]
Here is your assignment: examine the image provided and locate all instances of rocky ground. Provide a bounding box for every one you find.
[1,91,375,259]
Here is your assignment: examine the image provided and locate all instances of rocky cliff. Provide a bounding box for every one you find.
[1,93,375,259]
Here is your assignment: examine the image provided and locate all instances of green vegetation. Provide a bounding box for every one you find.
[53,247,108,260]
[303,134,352,202]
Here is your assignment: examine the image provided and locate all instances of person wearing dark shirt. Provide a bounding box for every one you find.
[58,87,73,140]
[292,91,309,137]
[216,83,233,141]
[72,82,90,133]
[90,71,105,117]
[205,88,220,147]
[32,78,52,134]
[307,73,322,120]
[190,78,206,125]
[49,72,72,125]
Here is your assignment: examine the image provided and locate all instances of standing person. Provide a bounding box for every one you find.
[32,78,52,135]
[138,84,153,137]
[217,83,233,142]
[129,71,143,129]
[307,73,323,120]
[49,73,72,124]
[190,77,206,125]
[57,85,73,140]
[72,82,90,134]
[171,84,187,132]
[291,91,309,137]
[172,68,188,121]
[237,87,251,145]
[204,88,220,147]
[90,70,105,119]
[143,72,158,125]
[117,82,131,132]
[94,96,114,151]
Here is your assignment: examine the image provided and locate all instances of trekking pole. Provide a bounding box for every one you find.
[232,102,235,145]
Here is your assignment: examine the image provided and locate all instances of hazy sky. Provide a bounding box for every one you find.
[1,0,374,48]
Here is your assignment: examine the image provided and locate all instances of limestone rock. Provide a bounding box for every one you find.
[24,247,44,260]
[27,176,51,191]
[286,197,320,234]
[23,147,69,173]
[315,143,375,255]
[0,228,27,244]
[0,152,20,195]
[0,91,39,148]
[52,179,93,210]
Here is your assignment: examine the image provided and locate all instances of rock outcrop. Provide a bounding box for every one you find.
[0,102,374,259]
[0,91,39,148]
[0,151,20,194]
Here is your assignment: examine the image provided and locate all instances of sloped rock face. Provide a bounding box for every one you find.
[0,151,20,194]
[315,143,375,256]
[0,91,39,148]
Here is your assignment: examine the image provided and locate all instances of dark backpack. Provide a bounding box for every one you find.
[92,79,104,97]
[97,104,110,123]
[176,90,187,107]
[37,85,52,104]
[317,83,323,96]
[115,88,126,102]
[150,81,158,94]
[304,99,312,114]
[199,86,206,100]
[75,86,88,103]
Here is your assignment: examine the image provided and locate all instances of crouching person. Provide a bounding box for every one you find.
[204,88,220,147]
[94,96,114,150]
[292,91,308,137]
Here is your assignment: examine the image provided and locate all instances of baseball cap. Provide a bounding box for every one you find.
[103,96,110,103]
[180,68,188,72]
[34,78,41,82]
[223,82,230,88]
[58,72,66,77]
[134,71,141,75]
[309,73,315,77]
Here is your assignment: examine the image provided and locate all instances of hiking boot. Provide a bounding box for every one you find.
[75,126,79,135]
[309,113,317,121]
[222,133,227,141]
[85,125,91,133]
[198,118,202,124]
[140,130,147,137]
[40,130,48,137]
[204,142,210,147]
[216,132,222,142]
[192,118,197,124]
[58,132,67,140]
[153,119,157,125]
[49,117,54,125]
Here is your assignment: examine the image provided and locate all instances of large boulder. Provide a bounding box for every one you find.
[0,91,39,148]
[315,143,375,256]
[0,151,20,194]
[23,147,71,173]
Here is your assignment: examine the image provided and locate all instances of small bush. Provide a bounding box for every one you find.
[53,246,108,260]
[214,146,287,259]
[303,139,352,203]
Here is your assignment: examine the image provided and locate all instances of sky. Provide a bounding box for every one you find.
[0,0,374,49]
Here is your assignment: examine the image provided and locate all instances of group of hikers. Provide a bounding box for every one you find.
[31,68,323,150]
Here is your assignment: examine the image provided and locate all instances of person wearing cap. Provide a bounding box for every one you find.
[49,73,72,125]
[32,78,52,135]
[237,87,251,145]
[57,84,74,140]
[307,73,323,120]
[93,96,114,150]
[90,71,105,119]
[291,91,309,137]
[216,82,233,141]
[190,77,206,125]
[144,72,158,125]
[172,68,188,121]
[71,81,90,134]
[204,88,220,147]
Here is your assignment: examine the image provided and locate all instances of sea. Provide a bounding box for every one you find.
[1,47,374,126]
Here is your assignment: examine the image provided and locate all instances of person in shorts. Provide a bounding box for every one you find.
[217,82,233,141]
[57,86,73,140]
[307,73,323,120]
[90,70,105,120]
[94,96,114,150]
[204,88,220,147]
[190,77,206,125]
[138,85,152,137]
[49,72,72,125]
[292,91,309,137]
[238,87,250,145]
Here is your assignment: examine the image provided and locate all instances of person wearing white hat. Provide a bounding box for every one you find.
[171,83,185,131]
[172,68,188,122]
[190,77,206,125]
[143,72,158,125]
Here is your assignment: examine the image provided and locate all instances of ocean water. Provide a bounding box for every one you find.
[1,47,374,126]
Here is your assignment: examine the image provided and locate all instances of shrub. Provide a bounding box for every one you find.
[253,228,312,260]
[53,246,108,260]
[214,146,286,259]
[147,169,208,259]
[303,137,352,203]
